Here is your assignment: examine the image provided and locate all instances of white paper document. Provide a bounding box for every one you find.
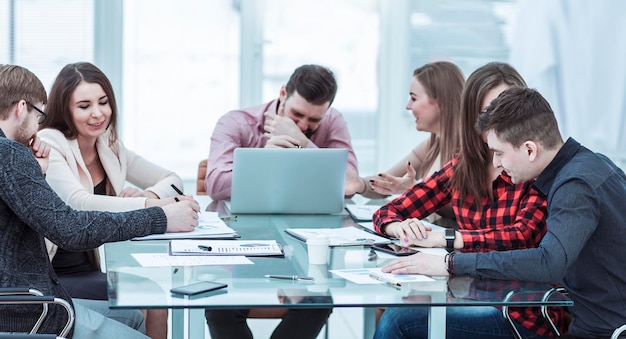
[170,239,284,256]
[285,227,391,247]
[131,253,253,266]
[133,212,239,240]
[345,204,381,221]
[329,267,434,285]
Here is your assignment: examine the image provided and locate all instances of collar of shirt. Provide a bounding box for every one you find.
[532,137,580,197]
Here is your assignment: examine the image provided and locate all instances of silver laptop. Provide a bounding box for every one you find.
[229,148,348,214]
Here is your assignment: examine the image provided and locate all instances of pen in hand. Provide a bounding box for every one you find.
[171,184,183,203]
[265,275,314,281]
[171,184,184,195]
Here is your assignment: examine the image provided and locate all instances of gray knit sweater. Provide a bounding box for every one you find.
[0,129,167,337]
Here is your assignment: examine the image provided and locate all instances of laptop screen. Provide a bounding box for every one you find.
[230,148,348,214]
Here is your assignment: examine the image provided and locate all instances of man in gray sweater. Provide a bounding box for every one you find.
[0,64,200,338]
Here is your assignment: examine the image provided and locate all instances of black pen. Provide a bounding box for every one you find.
[198,245,212,251]
[171,184,184,195]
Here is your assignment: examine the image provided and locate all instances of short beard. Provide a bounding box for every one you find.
[14,118,34,146]
[304,128,316,138]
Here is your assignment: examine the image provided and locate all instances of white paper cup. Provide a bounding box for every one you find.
[307,236,330,265]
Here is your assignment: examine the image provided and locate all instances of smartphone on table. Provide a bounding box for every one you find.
[372,243,419,256]
[170,281,228,296]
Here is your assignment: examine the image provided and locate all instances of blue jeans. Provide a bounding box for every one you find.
[72,298,148,339]
[374,306,545,339]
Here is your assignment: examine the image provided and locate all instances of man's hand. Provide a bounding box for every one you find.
[29,135,50,174]
[265,135,301,148]
[370,161,417,196]
[161,198,201,233]
[344,169,366,196]
[263,111,308,147]
[381,252,448,276]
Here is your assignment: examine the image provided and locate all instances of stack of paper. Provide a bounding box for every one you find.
[285,227,391,247]
[170,239,284,257]
[345,204,381,222]
[133,211,239,240]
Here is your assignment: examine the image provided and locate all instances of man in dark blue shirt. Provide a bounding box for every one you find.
[379,86,626,338]
[473,87,626,337]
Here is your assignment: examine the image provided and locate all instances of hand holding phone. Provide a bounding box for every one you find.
[372,244,419,256]
[170,281,228,296]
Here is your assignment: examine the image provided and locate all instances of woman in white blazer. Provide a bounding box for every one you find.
[39,62,182,339]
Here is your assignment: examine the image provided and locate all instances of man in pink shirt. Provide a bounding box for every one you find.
[205,64,359,201]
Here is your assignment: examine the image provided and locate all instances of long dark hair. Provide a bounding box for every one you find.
[41,62,119,147]
[450,62,526,204]
[413,61,465,178]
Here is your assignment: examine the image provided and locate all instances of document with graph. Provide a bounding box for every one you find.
[133,211,239,240]
[170,240,284,257]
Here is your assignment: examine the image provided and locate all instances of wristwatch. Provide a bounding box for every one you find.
[444,229,455,251]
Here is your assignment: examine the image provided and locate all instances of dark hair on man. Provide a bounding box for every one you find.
[41,62,119,146]
[284,64,337,106]
[0,64,47,120]
[449,62,526,203]
[476,87,562,150]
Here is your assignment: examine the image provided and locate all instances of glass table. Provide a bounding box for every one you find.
[105,209,572,339]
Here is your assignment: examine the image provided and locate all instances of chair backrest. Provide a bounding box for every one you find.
[197,159,208,195]
[0,288,73,338]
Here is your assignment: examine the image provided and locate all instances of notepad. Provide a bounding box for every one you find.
[345,204,381,222]
[285,227,391,247]
[170,240,284,256]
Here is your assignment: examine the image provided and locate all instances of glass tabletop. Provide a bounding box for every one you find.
[105,210,571,310]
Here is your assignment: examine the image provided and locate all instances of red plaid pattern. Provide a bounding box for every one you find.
[374,157,568,336]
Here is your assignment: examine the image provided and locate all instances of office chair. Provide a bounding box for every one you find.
[0,287,74,339]
[502,286,567,338]
[612,324,626,339]
[197,159,208,195]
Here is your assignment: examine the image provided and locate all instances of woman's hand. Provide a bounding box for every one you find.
[385,219,432,245]
[119,187,145,197]
[370,161,417,195]
[146,195,197,208]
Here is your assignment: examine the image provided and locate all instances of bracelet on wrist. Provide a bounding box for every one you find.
[357,177,368,195]
[446,252,456,275]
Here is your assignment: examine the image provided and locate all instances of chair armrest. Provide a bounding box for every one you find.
[0,289,74,338]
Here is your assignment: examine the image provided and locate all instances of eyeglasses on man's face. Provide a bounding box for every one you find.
[26,101,47,124]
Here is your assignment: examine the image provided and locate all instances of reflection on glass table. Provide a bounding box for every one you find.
[105,209,572,339]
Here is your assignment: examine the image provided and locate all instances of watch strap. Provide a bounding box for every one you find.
[446,237,454,250]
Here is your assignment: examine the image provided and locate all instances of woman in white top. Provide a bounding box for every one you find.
[39,62,183,339]
[348,61,464,207]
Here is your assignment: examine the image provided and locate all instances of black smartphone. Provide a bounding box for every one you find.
[170,281,228,296]
[372,244,419,256]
